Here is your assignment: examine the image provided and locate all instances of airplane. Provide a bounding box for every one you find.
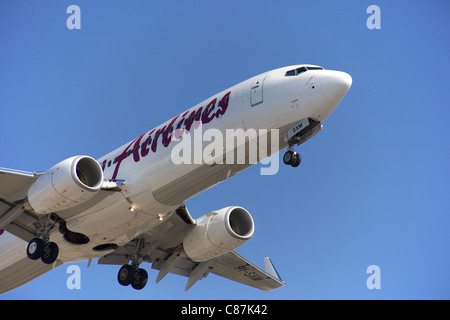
[0,64,351,294]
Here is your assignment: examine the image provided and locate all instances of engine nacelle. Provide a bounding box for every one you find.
[183,206,254,262]
[27,156,104,214]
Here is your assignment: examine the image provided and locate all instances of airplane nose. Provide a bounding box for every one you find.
[320,71,352,104]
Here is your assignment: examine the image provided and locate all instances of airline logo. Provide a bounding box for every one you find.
[104,90,280,178]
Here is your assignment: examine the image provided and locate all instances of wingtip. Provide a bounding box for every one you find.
[264,257,283,282]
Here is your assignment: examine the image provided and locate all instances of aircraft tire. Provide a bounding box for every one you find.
[41,242,59,264]
[291,152,301,167]
[27,238,44,260]
[118,264,135,286]
[283,151,294,165]
[131,268,148,290]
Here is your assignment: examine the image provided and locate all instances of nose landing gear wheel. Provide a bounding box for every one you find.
[283,150,294,165]
[283,150,301,167]
[291,152,301,167]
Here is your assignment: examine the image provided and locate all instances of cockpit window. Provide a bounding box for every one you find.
[285,69,296,76]
[285,66,323,76]
[296,67,307,75]
[306,66,323,70]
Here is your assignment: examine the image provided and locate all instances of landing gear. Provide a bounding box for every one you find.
[27,238,59,264]
[282,117,324,168]
[26,214,60,264]
[283,149,301,167]
[118,264,148,290]
[117,238,149,290]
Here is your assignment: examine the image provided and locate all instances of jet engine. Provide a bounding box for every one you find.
[183,206,254,262]
[27,156,104,214]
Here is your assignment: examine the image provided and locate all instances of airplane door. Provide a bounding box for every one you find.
[250,73,267,106]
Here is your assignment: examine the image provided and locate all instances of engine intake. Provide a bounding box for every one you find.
[183,206,254,262]
[27,156,103,214]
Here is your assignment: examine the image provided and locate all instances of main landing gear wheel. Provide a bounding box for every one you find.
[41,242,59,264]
[118,264,148,290]
[283,150,301,167]
[118,264,135,286]
[27,238,44,260]
[27,238,59,264]
[132,268,148,290]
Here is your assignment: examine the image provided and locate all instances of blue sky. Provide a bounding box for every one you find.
[1,1,449,299]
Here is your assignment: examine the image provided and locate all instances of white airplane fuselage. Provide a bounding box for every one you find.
[1,64,352,274]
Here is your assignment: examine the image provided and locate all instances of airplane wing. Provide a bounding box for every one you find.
[0,168,41,241]
[208,251,285,292]
[0,168,62,293]
[1,168,285,292]
[99,204,285,291]
[0,231,63,294]
[0,167,121,242]
[0,168,39,202]
[0,167,121,294]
